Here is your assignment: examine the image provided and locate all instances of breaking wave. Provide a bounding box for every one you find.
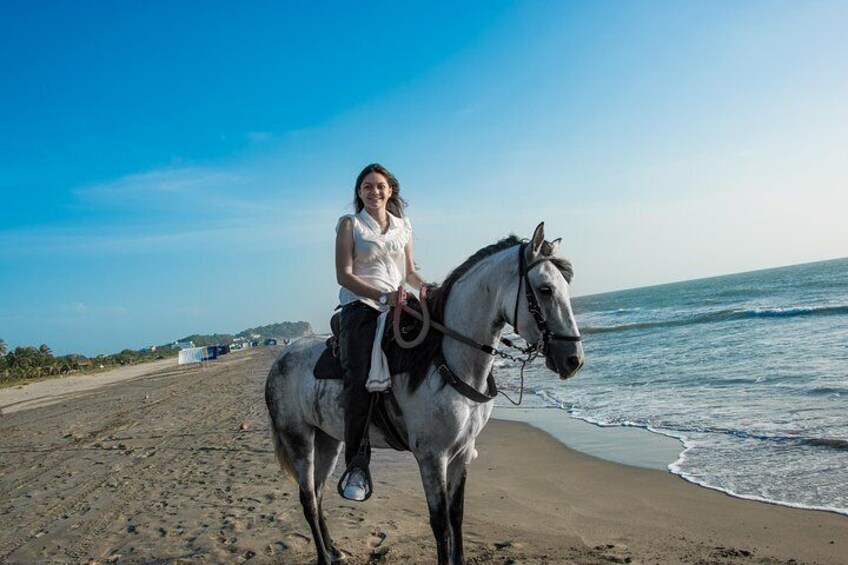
[582,304,848,335]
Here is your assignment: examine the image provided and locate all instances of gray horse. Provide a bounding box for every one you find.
[265,223,584,565]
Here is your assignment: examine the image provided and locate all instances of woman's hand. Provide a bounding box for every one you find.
[386,290,407,307]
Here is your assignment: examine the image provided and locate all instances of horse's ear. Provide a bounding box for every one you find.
[548,237,561,256]
[530,222,545,254]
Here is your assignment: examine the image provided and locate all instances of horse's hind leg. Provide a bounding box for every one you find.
[280,425,334,565]
[447,459,468,565]
[314,429,344,562]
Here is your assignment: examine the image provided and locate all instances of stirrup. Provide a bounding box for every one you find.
[337,455,373,501]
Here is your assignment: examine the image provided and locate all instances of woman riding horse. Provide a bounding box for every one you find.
[267,219,583,564]
[334,163,428,501]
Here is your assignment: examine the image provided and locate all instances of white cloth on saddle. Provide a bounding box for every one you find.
[366,311,392,392]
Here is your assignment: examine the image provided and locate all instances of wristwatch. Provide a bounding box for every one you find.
[379,293,388,306]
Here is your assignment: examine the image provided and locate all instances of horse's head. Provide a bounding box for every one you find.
[511,222,584,380]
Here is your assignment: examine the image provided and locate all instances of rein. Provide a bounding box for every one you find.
[391,242,581,404]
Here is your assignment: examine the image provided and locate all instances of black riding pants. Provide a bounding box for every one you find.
[338,301,380,469]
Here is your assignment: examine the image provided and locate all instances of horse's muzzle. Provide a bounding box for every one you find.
[546,342,584,380]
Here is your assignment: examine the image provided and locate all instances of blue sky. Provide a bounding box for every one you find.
[2,1,847,355]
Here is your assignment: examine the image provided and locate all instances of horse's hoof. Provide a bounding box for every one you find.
[330,546,350,563]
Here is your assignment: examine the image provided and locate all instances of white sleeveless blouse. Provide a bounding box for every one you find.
[337,209,412,310]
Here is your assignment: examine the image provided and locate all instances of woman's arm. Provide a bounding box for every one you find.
[404,238,427,290]
[336,217,401,303]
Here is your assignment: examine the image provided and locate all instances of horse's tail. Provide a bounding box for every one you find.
[265,351,297,483]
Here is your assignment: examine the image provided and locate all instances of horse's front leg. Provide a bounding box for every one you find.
[447,458,468,565]
[418,455,451,564]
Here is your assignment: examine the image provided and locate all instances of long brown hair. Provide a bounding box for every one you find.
[353,163,408,217]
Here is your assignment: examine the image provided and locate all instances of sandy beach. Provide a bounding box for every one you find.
[0,346,844,564]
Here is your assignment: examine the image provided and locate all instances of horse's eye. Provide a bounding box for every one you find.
[538,286,553,295]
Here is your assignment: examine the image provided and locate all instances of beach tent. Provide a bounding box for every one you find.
[178,347,206,365]
[203,346,218,361]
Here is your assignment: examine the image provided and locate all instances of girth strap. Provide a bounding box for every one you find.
[371,392,410,452]
[433,350,498,403]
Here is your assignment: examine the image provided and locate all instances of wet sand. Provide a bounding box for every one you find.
[0,347,845,564]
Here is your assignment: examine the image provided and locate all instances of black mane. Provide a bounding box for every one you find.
[399,235,523,392]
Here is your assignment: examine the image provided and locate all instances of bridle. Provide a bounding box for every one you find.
[393,241,581,404]
[513,242,582,357]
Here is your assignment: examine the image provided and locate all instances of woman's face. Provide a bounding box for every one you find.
[358,172,393,214]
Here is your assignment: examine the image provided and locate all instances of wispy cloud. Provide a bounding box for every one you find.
[61,302,89,314]
[73,166,250,209]
[0,179,339,258]
[0,150,348,257]
[0,222,302,257]
[69,158,338,220]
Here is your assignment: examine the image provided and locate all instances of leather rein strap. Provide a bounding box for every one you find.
[434,349,498,403]
[398,297,497,356]
[396,294,500,403]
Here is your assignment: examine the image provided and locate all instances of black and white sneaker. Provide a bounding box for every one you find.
[341,468,369,501]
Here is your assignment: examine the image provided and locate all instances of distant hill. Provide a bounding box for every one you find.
[237,321,313,340]
[176,321,313,348]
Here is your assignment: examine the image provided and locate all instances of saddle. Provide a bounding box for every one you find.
[311,301,429,452]
[313,298,427,381]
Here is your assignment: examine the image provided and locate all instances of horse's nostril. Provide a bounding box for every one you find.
[566,355,580,370]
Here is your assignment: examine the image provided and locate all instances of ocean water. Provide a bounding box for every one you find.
[494,257,848,515]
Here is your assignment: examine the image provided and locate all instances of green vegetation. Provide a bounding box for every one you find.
[0,321,313,387]
[0,343,178,386]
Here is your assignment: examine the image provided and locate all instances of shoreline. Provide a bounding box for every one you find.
[495,405,848,519]
[493,405,683,471]
[465,418,847,565]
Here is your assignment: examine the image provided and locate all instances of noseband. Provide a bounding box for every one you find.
[513,242,582,356]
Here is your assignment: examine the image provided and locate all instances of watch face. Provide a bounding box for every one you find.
[380,294,387,304]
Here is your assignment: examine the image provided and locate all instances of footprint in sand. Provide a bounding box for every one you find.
[282,532,312,550]
[594,543,633,564]
[337,505,366,525]
[369,545,390,563]
[381,519,399,532]
[265,540,288,555]
[368,530,387,548]
[237,549,256,562]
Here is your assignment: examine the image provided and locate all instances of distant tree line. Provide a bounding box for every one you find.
[0,322,312,386]
[0,337,177,385]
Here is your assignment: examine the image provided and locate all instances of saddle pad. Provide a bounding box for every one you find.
[372,392,409,452]
[313,345,344,380]
[312,334,428,381]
